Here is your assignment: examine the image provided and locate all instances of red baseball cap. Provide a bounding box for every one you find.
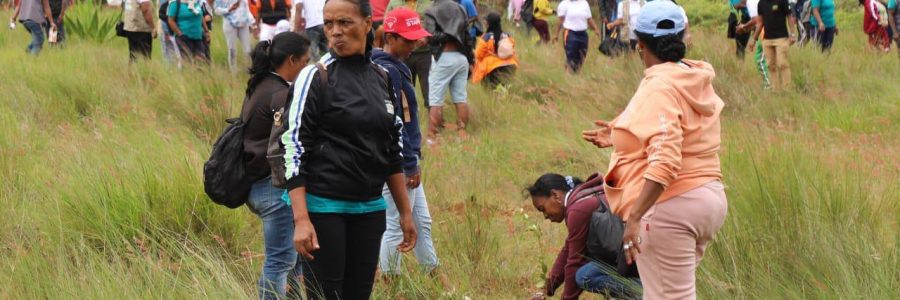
[383,8,432,41]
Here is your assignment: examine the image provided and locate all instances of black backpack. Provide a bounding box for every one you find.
[574,173,639,277]
[159,0,180,34]
[599,30,629,58]
[203,115,252,209]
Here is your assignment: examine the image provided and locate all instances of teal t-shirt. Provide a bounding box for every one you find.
[167,1,204,40]
[809,0,836,28]
[282,192,387,214]
[729,0,750,15]
[889,0,896,10]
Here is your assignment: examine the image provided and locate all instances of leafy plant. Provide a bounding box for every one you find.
[65,1,119,43]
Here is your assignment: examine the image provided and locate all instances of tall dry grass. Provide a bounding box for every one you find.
[0,3,897,299]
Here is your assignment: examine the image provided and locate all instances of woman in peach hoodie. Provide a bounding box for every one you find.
[582,1,728,299]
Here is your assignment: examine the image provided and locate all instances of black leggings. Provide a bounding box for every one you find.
[404,50,432,108]
[302,211,386,300]
[125,31,152,61]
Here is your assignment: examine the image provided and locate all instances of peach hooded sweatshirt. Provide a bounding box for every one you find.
[604,59,725,221]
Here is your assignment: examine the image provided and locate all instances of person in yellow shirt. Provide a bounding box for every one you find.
[532,0,554,43]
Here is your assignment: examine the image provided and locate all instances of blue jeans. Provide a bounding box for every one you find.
[305,25,328,62]
[428,51,469,106]
[246,177,298,300]
[160,22,179,64]
[378,184,439,274]
[22,20,44,55]
[575,262,642,299]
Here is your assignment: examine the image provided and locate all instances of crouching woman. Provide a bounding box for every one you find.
[528,173,641,300]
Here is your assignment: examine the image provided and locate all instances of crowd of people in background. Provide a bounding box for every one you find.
[9,0,900,65]
[7,0,899,299]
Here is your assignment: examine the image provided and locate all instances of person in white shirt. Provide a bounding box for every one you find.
[214,0,254,71]
[607,0,644,50]
[553,0,602,73]
[293,0,327,60]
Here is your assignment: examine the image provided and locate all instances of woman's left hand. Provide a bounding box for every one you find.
[398,213,418,253]
[622,220,642,265]
[581,120,613,148]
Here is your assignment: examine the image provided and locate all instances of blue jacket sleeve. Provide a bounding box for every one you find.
[374,58,421,177]
[385,64,421,176]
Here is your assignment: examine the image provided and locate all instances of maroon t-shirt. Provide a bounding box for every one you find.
[548,194,600,300]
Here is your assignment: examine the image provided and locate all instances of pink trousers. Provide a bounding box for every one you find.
[637,180,728,300]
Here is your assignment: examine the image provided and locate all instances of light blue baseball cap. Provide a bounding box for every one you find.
[634,0,686,37]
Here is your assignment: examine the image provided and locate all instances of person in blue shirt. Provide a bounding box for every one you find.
[809,0,836,51]
[371,7,453,289]
[167,0,210,63]
[457,0,479,38]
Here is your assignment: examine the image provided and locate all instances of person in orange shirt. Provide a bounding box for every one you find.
[582,1,728,299]
[472,13,518,87]
[252,0,292,40]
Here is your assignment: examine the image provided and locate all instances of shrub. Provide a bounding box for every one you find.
[65,1,118,43]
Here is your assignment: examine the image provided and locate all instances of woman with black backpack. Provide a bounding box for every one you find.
[527,173,642,300]
[241,31,310,300]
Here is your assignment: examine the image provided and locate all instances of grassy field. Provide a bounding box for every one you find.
[0,2,897,299]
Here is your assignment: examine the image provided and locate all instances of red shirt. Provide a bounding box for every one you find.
[370,0,390,21]
[548,193,600,300]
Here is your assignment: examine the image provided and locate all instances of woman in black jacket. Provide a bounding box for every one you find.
[241,31,310,300]
[281,0,417,298]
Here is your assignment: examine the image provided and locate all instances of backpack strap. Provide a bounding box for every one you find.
[400,90,411,123]
[314,62,328,102]
[314,62,328,87]
[380,63,413,123]
[370,64,399,119]
[175,0,181,23]
[568,173,606,205]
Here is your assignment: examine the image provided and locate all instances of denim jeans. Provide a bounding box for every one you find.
[378,184,439,274]
[159,22,180,64]
[305,25,328,62]
[22,20,44,55]
[246,177,298,300]
[575,262,642,299]
[428,51,469,106]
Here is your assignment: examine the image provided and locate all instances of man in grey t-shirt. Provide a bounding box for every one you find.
[11,0,54,55]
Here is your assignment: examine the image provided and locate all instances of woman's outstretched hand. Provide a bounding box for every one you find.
[581,120,613,148]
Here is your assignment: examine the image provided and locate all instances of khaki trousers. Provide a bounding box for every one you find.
[762,38,791,89]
